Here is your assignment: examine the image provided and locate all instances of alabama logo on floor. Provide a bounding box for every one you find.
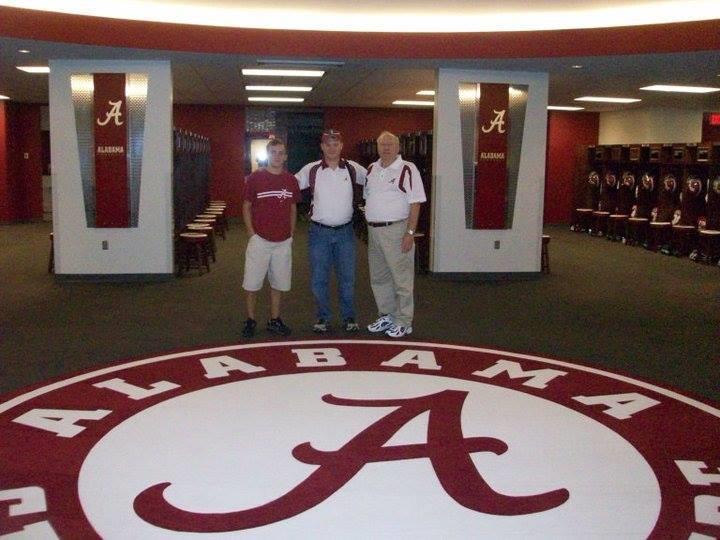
[1,340,718,538]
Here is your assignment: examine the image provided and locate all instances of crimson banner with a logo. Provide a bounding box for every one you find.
[94,73,129,227]
[474,83,509,229]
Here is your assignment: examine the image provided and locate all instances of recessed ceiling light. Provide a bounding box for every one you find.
[571,65,583,69]
[392,100,435,106]
[242,69,324,77]
[18,49,30,54]
[257,59,344,67]
[17,66,50,73]
[416,90,435,96]
[640,85,720,94]
[547,106,585,111]
[575,96,641,103]
[248,97,305,103]
[0,95,10,100]
[245,85,312,92]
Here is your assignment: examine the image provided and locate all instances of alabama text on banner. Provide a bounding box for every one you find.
[474,83,509,230]
[94,73,129,228]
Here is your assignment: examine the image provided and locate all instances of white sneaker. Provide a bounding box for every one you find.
[386,324,412,338]
[367,314,393,333]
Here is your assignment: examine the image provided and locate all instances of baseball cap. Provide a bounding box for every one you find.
[321,129,342,143]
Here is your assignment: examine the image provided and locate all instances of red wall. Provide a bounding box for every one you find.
[171,105,433,216]
[0,102,8,222]
[324,107,434,163]
[0,102,43,223]
[545,111,599,224]
[701,112,720,142]
[173,105,246,217]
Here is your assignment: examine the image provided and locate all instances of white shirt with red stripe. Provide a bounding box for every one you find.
[364,155,426,222]
[296,159,367,227]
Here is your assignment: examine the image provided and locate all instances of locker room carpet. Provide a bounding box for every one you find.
[1,339,719,537]
[1,221,719,536]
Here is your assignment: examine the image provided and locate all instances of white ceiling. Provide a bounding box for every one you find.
[2,35,720,113]
[2,1,719,32]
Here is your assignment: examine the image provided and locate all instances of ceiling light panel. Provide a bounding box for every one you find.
[0,95,10,100]
[248,97,305,103]
[640,85,720,94]
[392,100,435,106]
[242,69,324,77]
[245,85,312,92]
[17,66,50,73]
[416,90,435,96]
[575,96,641,103]
[547,106,585,111]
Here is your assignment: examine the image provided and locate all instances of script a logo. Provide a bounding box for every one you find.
[481,109,506,134]
[133,389,569,532]
[96,100,124,127]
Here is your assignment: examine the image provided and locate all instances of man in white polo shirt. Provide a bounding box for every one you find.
[296,129,367,333]
[364,131,426,338]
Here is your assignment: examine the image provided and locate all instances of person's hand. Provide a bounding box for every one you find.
[401,233,414,253]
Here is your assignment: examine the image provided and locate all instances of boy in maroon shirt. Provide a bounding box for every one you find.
[241,139,301,337]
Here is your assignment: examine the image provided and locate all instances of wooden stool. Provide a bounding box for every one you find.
[591,211,610,237]
[178,232,211,275]
[205,208,229,233]
[196,216,225,240]
[670,225,697,257]
[412,232,426,274]
[697,229,720,264]
[647,222,672,251]
[626,217,649,246]
[186,224,216,262]
[607,214,628,241]
[48,232,54,273]
[541,235,551,274]
[573,208,593,232]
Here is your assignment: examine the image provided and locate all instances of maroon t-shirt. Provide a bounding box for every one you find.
[243,168,301,242]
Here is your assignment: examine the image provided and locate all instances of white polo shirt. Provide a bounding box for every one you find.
[364,155,426,222]
[296,159,367,226]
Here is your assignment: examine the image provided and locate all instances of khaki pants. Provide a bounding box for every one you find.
[368,220,415,327]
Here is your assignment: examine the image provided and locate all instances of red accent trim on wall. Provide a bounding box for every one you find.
[1,7,718,59]
[545,111,599,224]
[173,105,246,218]
[323,107,433,163]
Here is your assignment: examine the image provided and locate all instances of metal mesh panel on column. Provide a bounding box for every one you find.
[71,74,96,227]
[126,74,148,227]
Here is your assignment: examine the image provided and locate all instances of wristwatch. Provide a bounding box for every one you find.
[406,229,415,236]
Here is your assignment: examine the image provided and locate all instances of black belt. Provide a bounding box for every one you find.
[312,221,351,230]
[367,220,402,228]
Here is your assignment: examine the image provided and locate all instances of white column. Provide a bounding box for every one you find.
[431,68,549,275]
[49,59,173,278]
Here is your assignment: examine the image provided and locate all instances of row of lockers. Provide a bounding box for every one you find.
[587,143,719,165]
[357,131,433,164]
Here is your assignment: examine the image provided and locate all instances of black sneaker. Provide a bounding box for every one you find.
[267,317,291,336]
[313,319,330,333]
[343,318,360,333]
[242,318,256,338]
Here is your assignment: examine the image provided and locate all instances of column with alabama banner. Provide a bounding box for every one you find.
[430,69,549,277]
[49,60,172,280]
